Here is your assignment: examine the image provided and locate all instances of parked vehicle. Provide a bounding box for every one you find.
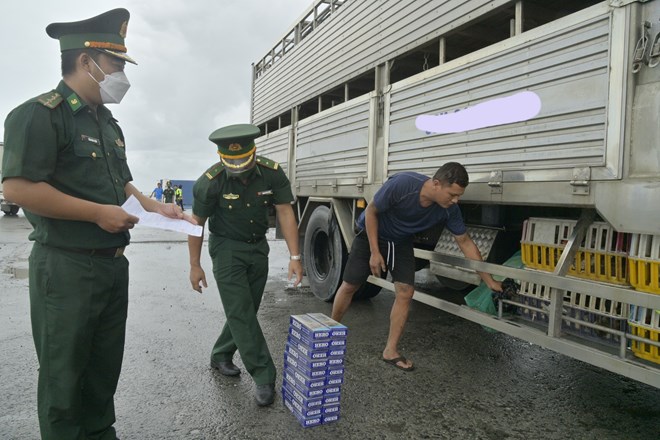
[251,0,660,388]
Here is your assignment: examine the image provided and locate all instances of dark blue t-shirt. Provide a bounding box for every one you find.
[356,172,466,242]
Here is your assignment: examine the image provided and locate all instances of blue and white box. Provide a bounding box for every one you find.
[284,356,327,379]
[288,328,331,350]
[290,314,332,340]
[285,340,329,365]
[306,313,348,339]
[284,370,324,399]
[283,398,323,428]
[283,313,347,428]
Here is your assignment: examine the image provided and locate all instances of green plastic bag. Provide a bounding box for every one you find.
[464,283,497,316]
[463,251,524,332]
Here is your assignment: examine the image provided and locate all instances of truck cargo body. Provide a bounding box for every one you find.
[251,0,660,387]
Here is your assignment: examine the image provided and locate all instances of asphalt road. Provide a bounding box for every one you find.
[1,212,659,440]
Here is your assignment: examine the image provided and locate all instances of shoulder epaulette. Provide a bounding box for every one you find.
[256,155,279,170]
[205,161,225,180]
[36,91,63,109]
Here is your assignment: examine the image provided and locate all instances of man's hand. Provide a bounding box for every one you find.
[190,265,208,293]
[155,202,198,225]
[95,205,139,233]
[369,252,387,277]
[288,260,304,287]
[486,278,503,293]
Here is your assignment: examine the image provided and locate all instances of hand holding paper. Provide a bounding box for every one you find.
[121,195,203,237]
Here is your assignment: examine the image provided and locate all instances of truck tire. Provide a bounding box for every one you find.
[9,205,19,216]
[352,272,385,300]
[304,206,347,302]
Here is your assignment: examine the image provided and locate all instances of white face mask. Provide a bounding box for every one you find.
[88,58,131,104]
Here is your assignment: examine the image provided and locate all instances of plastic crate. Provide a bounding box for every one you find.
[520,218,629,285]
[515,280,628,346]
[516,280,550,323]
[563,291,628,346]
[628,305,660,364]
[628,234,660,294]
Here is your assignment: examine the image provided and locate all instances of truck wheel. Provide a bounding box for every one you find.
[304,206,347,302]
[9,205,19,216]
[352,272,385,300]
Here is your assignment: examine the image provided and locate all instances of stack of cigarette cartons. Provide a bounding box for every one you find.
[282,313,347,428]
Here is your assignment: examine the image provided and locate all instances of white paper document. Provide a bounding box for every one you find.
[121,195,203,237]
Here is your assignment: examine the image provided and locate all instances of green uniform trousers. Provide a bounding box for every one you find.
[29,243,129,440]
[208,235,276,385]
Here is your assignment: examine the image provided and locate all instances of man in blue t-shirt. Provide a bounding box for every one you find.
[331,162,502,371]
[150,181,163,202]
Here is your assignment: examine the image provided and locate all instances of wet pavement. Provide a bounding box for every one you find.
[1,212,659,439]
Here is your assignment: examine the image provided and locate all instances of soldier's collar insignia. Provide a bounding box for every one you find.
[67,93,83,112]
[223,193,240,200]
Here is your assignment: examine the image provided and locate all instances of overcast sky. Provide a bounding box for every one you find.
[0,0,313,193]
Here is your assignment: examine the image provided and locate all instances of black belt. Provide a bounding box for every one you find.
[60,246,126,258]
[245,236,265,244]
[209,233,265,244]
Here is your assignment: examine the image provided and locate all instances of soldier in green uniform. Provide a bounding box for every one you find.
[1,9,190,440]
[163,180,175,203]
[188,124,303,406]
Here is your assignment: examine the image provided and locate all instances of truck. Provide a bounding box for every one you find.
[0,142,20,216]
[250,0,660,388]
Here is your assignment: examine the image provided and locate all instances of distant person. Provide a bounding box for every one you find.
[150,181,163,202]
[188,123,303,407]
[331,162,502,372]
[175,184,184,211]
[1,8,192,439]
[163,180,175,203]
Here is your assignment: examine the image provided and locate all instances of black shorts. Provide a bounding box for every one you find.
[342,231,415,286]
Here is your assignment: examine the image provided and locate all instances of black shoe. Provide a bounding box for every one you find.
[210,359,241,376]
[255,383,275,406]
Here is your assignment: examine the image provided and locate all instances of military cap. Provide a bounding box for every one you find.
[209,124,261,173]
[46,8,136,64]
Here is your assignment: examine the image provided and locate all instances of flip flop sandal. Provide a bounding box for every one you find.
[382,356,415,372]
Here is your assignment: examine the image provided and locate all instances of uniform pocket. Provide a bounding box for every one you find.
[113,145,127,160]
[73,135,103,160]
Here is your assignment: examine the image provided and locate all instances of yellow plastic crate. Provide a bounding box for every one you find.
[628,234,660,294]
[629,306,660,365]
[629,323,660,364]
[520,218,629,285]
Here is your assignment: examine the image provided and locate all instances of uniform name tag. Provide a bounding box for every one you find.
[81,135,100,145]
[257,189,273,196]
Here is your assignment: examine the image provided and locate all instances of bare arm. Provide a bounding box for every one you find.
[188,214,208,293]
[454,232,502,291]
[364,202,387,276]
[3,177,138,233]
[274,203,303,286]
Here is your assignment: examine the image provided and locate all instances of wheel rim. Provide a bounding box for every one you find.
[311,230,331,281]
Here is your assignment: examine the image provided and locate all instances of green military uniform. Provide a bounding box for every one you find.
[163,182,175,203]
[1,9,135,440]
[193,124,294,386]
